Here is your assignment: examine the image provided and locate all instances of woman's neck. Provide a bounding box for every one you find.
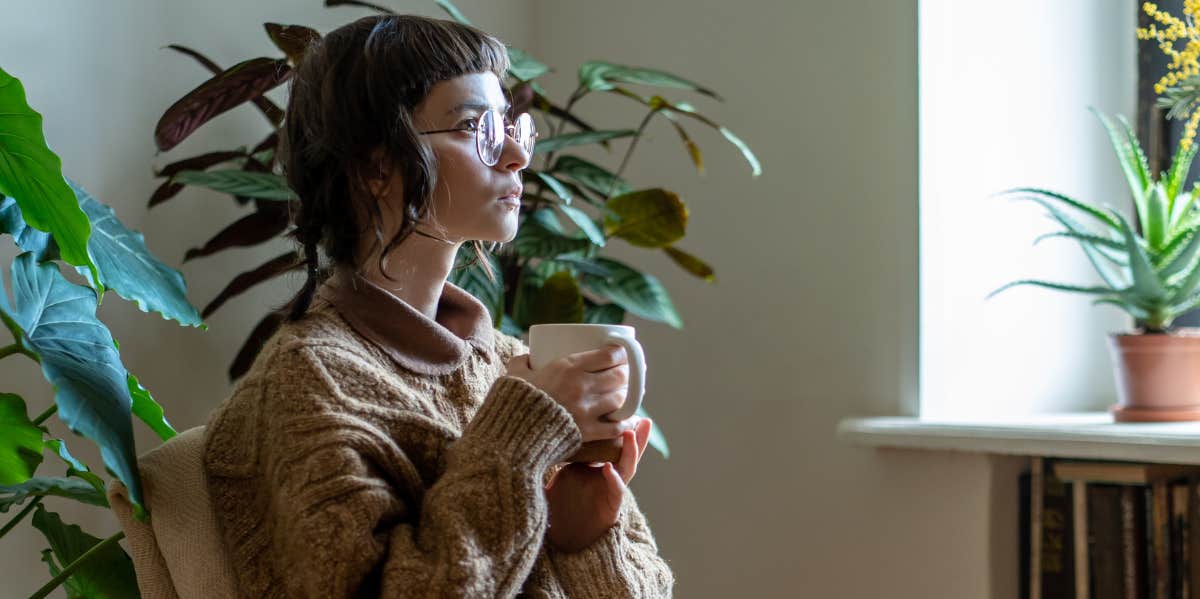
[359,233,461,320]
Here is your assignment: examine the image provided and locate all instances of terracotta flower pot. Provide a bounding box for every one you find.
[1108,329,1200,422]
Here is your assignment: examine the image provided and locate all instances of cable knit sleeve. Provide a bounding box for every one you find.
[546,492,675,598]
[234,346,583,598]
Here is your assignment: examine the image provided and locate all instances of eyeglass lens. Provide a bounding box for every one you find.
[476,110,536,166]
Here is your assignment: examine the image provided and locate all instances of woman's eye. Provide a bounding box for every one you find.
[458,119,478,131]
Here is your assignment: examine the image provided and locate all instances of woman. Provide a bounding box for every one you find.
[202,14,674,598]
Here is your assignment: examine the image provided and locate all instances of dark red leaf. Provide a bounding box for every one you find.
[265,23,321,66]
[324,0,397,13]
[229,311,286,381]
[202,251,303,318]
[165,46,286,127]
[149,150,247,207]
[183,205,290,262]
[155,57,292,151]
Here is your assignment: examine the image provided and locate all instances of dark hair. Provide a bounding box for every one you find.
[282,14,510,320]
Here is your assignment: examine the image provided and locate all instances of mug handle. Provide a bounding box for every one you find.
[603,332,645,421]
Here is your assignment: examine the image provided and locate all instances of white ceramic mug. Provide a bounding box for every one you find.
[528,323,646,421]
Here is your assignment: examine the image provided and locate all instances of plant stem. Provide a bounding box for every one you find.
[32,404,57,426]
[542,85,587,171]
[609,109,659,197]
[0,344,19,360]
[28,530,125,599]
[0,496,42,540]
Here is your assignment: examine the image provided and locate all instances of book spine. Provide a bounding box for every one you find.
[1034,458,1044,599]
[1076,481,1089,599]
[1042,460,1075,597]
[1021,471,1031,599]
[1089,484,1124,599]
[1154,482,1173,599]
[1173,482,1189,599]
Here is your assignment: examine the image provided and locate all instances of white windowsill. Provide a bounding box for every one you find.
[837,414,1200,465]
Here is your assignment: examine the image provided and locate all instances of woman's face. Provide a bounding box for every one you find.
[411,71,531,244]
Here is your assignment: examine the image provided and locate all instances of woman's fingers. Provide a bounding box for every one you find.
[568,345,627,372]
[635,418,652,461]
[615,429,639,484]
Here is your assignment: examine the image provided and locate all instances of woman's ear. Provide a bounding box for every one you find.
[365,146,393,199]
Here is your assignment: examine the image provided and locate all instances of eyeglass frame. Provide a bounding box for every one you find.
[418,109,537,167]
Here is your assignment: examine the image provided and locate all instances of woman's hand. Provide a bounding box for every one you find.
[544,417,652,553]
[505,347,634,443]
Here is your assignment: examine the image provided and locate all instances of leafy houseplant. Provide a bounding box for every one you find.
[992,109,1200,421]
[149,0,761,457]
[0,65,202,596]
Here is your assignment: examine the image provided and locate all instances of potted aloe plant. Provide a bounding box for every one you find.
[992,109,1200,421]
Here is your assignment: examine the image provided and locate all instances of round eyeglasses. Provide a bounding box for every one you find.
[420,110,537,167]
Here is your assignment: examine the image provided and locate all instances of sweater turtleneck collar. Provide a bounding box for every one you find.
[316,267,495,375]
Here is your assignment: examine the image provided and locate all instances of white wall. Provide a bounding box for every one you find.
[921,0,1136,419]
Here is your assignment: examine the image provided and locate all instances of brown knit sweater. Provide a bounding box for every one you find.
[203,269,674,598]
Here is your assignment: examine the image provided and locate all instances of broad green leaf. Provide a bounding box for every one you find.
[129,373,175,442]
[653,98,761,176]
[526,271,585,325]
[604,189,688,248]
[1,477,108,512]
[0,393,42,485]
[172,169,296,200]
[549,256,612,278]
[583,257,682,328]
[448,245,504,327]
[579,61,721,100]
[72,181,203,326]
[32,505,138,598]
[551,155,631,197]
[584,302,626,325]
[663,246,716,281]
[1092,108,1151,205]
[0,253,141,508]
[500,313,523,336]
[662,112,704,174]
[508,47,550,82]
[0,66,93,273]
[512,211,594,259]
[636,405,669,459]
[556,204,606,247]
[1112,210,1169,303]
[43,438,105,495]
[533,171,573,204]
[535,130,637,154]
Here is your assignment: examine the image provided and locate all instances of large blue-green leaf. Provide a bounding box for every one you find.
[0,253,141,509]
[525,270,585,326]
[512,210,594,259]
[583,257,682,328]
[0,183,204,328]
[0,477,107,512]
[533,171,573,204]
[72,181,202,326]
[44,438,105,494]
[0,393,42,485]
[32,505,138,598]
[651,97,761,176]
[556,204,606,247]
[507,47,549,82]
[584,302,626,325]
[0,66,93,274]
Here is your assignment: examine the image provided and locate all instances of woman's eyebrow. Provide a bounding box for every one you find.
[445,101,512,115]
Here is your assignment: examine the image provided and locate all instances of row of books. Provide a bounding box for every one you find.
[1022,458,1200,599]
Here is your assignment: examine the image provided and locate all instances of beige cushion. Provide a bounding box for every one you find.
[107,426,237,599]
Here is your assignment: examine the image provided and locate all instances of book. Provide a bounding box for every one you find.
[1021,471,1031,599]
[1171,482,1188,599]
[1088,484,1126,599]
[1075,481,1089,599]
[1053,463,1200,486]
[1123,485,1149,599]
[1042,460,1075,598]
[1151,483,1171,599]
